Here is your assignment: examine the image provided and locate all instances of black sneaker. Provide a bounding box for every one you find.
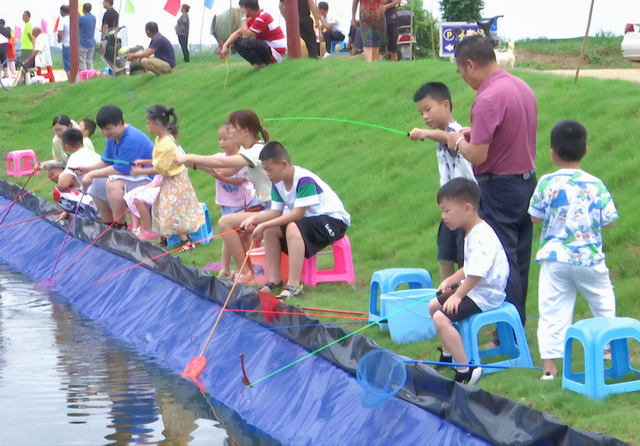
[454,366,483,386]
[113,222,128,230]
[436,347,453,371]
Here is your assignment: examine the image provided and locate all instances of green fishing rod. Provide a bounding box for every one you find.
[263,117,410,136]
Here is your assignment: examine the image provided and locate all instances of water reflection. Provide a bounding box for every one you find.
[0,265,279,446]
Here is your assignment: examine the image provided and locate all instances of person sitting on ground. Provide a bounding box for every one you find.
[35,115,80,183]
[240,142,351,300]
[54,128,102,221]
[409,82,475,282]
[78,118,97,152]
[528,120,618,381]
[75,106,154,230]
[429,178,509,386]
[173,109,272,284]
[21,27,51,71]
[126,22,176,77]
[220,0,286,70]
[318,2,347,54]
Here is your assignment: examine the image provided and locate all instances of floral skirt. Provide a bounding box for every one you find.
[360,1,387,47]
[152,170,205,237]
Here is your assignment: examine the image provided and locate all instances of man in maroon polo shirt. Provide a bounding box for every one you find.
[446,35,537,325]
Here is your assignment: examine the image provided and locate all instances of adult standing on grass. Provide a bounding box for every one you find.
[101,0,119,56]
[176,4,190,63]
[58,5,72,83]
[352,0,387,62]
[447,35,537,326]
[220,0,286,70]
[126,22,176,77]
[279,0,320,59]
[384,0,401,62]
[21,11,36,64]
[79,3,97,71]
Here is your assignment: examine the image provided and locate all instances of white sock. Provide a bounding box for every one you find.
[457,367,469,373]
[442,352,452,358]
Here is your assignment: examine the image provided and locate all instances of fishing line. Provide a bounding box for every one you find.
[0,211,63,230]
[0,171,35,226]
[220,308,369,321]
[0,171,63,212]
[215,320,369,337]
[263,117,409,136]
[404,359,543,371]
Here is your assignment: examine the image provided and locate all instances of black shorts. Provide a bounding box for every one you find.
[436,291,483,323]
[280,215,348,259]
[437,220,465,266]
[0,45,7,65]
[387,23,398,52]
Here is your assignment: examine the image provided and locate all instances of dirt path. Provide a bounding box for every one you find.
[543,69,640,83]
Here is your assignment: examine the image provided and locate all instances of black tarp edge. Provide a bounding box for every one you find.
[0,180,625,446]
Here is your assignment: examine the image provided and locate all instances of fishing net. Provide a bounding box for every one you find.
[356,349,407,408]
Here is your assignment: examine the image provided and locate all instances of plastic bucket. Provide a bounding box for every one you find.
[357,349,407,408]
[249,248,289,287]
[381,289,438,344]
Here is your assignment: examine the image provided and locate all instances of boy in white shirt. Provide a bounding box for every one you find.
[429,178,509,385]
[241,142,350,300]
[409,82,476,282]
[528,120,618,380]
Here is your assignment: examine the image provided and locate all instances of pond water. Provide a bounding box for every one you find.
[0,265,279,446]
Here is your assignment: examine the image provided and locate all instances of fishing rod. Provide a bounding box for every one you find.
[263,117,409,136]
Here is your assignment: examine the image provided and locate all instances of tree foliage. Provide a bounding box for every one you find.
[440,0,484,22]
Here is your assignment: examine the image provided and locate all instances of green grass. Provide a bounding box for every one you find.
[514,33,635,70]
[2,58,640,443]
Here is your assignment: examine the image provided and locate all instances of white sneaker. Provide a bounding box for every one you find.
[540,372,557,381]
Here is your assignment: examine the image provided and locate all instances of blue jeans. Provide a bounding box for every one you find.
[62,46,71,72]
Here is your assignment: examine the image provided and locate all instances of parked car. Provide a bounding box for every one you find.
[622,23,640,62]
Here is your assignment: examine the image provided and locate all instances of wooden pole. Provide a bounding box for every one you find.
[574,0,596,85]
[69,0,80,83]
[284,0,301,59]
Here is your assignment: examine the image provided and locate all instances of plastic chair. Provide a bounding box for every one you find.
[79,69,97,81]
[300,236,355,287]
[7,150,40,177]
[369,268,433,329]
[455,302,534,375]
[331,41,347,52]
[36,66,55,83]
[167,203,213,248]
[563,317,640,400]
[102,67,113,76]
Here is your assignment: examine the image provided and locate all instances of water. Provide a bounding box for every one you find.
[0,265,279,446]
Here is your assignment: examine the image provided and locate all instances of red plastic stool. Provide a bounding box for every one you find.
[7,150,40,177]
[301,236,355,287]
[37,66,56,83]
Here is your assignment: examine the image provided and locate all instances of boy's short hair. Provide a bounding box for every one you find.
[259,141,291,164]
[61,128,84,148]
[551,120,587,162]
[81,118,96,137]
[96,106,124,128]
[437,178,481,209]
[413,82,453,111]
[454,35,497,67]
[238,0,260,11]
[318,1,329,11]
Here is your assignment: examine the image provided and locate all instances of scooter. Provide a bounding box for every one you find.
[470,15,503,48]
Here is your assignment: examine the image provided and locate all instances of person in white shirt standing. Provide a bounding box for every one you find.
[318,2,346,54]
[58,5,72,82]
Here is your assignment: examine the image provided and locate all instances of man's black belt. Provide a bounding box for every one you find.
[476,169,535,182]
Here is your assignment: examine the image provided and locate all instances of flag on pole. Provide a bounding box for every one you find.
[163,0,182,16]
[125,0,136,14]
[41,19,48,34]
[15,26,22,40]
[204,0,215,9]
[79,2,85,15]
[53,17,60,33]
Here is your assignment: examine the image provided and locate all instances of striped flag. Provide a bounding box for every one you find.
[204,0,215,9]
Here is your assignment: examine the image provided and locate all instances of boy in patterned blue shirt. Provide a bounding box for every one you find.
[528,120,618,380]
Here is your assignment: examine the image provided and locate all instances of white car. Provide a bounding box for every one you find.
[622,23,640,62]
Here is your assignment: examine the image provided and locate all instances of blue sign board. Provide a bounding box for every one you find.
[439,20,499,58]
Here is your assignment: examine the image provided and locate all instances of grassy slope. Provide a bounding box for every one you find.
[2,58,640,443]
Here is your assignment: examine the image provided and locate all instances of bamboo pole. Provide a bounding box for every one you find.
[113,0,123,74]
[574,0,596,85]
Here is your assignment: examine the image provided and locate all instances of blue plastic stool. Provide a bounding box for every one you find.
[167,203,213,248]
[455,302,533,375]
[563,317,640,400]
[369,268,433,329]
[331,41,347,52]
[101,67,113,76]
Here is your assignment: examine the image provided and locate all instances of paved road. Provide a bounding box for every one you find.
[543,69,640,83]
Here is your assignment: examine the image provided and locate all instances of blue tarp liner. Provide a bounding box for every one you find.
[0,180,625,446]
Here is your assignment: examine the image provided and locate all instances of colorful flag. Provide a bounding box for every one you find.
[79,2,84,15]
[53,17,60,33]
[15,26,22,40]
[163,0,181,17]
[125,0,135,14]
[204,0,215,9]
[41,19,48,34]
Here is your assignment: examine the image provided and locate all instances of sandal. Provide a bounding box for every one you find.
[113,222,128,230]
[260,281,283,293]
[277,284,304,300]
[159,237,168,247]
[237,271,255,285]
[177,237,196,253]
[217,270,231,279]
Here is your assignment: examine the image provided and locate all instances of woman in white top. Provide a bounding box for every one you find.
[174,109,271,284]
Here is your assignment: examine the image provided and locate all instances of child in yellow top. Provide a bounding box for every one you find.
[132,105,204,252]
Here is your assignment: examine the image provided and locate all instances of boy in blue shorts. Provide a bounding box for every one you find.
[409,82,475,281]
[528,120,618,380]
[241,142,351,300]
[429,178,509,385]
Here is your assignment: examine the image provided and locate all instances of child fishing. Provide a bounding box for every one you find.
[131,105,204,252]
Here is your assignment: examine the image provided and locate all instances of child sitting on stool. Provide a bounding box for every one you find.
[240,142,351,300]
[528,120,618,380]
[429,178,509,386]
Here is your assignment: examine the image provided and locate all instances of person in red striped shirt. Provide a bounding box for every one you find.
[220,0,286,70]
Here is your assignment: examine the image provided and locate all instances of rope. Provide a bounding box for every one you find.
[0,211,63,230]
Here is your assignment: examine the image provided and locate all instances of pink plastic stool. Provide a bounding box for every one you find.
[301,236,355,287]
[7,150,40,177]
[79,69,97,81]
